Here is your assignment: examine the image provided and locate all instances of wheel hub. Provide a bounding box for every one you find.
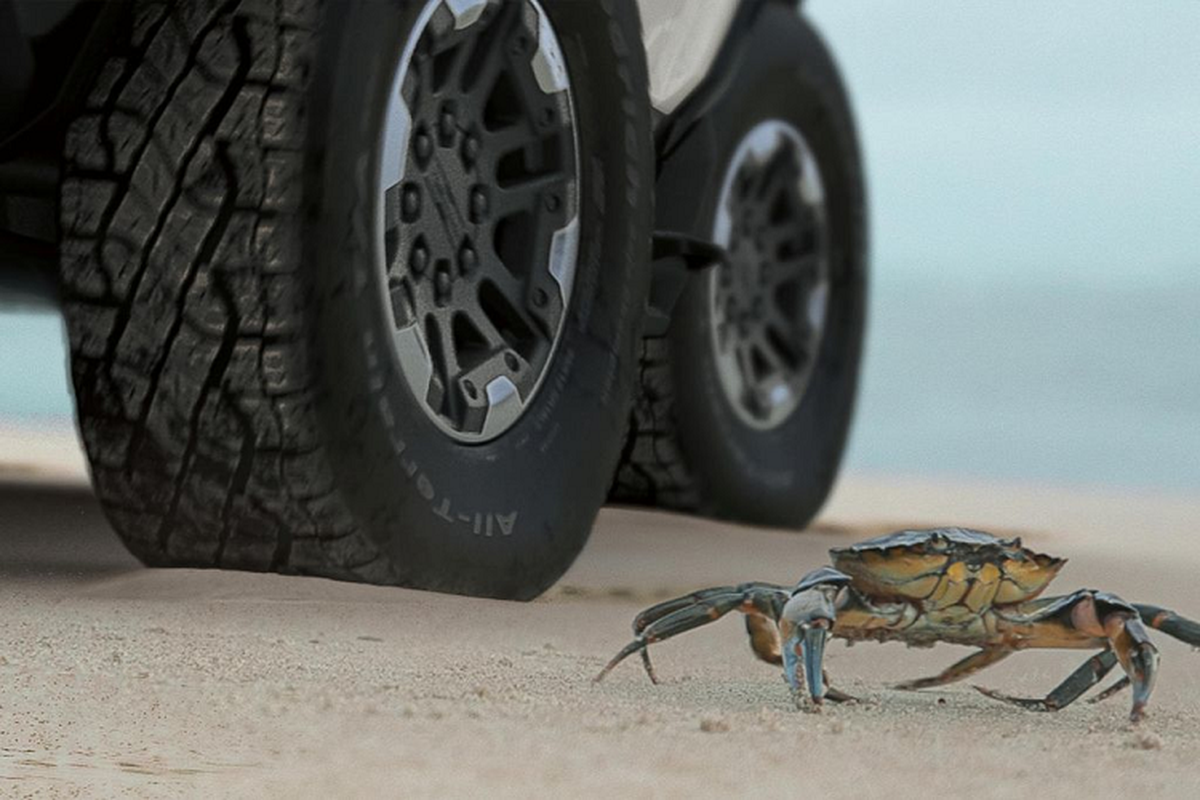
[709,119,830,431]
[378,0,579,442]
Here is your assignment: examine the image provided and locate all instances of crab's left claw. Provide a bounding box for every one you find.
[973,594,1163,723]
[781,567,849,709]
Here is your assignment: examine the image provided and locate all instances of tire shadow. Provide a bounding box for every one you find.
[0,480,139,578]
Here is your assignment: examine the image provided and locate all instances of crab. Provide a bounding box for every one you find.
[595,527,1200,723]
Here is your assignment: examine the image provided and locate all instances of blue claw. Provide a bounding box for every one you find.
[783,625,830,705]
[784,633,802,692]
[803,625,829,703]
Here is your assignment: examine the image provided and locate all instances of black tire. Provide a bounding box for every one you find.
[59,0,653,598]
[610,6,867,528]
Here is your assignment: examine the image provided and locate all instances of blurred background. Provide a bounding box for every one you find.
[809,0,1200,492]
[2,0,1198,492]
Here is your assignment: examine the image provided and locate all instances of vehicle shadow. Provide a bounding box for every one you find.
[0,480,139,578]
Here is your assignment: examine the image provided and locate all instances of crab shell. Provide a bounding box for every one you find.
[829,527,1066,612]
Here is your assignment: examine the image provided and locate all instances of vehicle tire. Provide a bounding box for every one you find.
[59,0,653,598]
[610,6,866,528]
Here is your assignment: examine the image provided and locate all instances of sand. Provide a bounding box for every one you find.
[1,427,1198,798]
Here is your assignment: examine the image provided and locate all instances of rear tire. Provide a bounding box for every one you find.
[60,0,653,598]
[610,7,866,528]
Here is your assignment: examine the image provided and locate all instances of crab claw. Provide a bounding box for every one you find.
[781,567,849,709]
[802,623,831,704]
[782,621,832,709]
[1105,611,1160,723]
[1124,638,1159,724]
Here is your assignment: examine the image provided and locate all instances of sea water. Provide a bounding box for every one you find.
[3,273,1196,492]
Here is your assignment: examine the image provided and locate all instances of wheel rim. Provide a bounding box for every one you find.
[709,119,830,431]
[377,0,579,443]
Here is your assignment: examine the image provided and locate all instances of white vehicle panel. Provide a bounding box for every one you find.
[636,0,740,114]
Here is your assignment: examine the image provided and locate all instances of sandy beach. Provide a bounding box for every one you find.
[2,427,1198,798]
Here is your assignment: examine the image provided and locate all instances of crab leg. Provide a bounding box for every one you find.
[893,648,1012,691]
[630,583,791,634]
[744,615,784,665]
[1133,603,1200,647]
[777,670,858,703]
[977,592,1160,722]
[1083,603,1200,709]
[1088,676,1130,705]
[595,585,788,683]
[973,650,1118,712]
[626,583,788,683]
[823,673,860,704]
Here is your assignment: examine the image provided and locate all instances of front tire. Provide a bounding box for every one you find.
[60,0,653,598]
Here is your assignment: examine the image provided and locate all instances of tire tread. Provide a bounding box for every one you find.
[61,0,390,581]
[609,335,701,512]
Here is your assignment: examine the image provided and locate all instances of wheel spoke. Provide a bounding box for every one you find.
[488,124,536,158]
[493,171,568,217]
[766,252,821,290]
[758,154,800,201]
[433,29,480,92]
[462,5,517,97]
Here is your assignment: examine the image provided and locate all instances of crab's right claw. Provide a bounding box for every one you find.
[783,624,830,707]
[781,567,849,709]
[805,624,830,702]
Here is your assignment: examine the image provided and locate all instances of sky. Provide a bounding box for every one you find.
[804,0,1200,490]
[807,0,1200,288]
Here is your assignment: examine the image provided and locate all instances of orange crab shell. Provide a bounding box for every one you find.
[829,527,1066,611]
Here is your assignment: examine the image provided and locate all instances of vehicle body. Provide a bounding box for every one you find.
[0,0,867,599]
[0,0,757,300]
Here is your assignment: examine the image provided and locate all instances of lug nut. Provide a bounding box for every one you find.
[532,287,548,308]
[459,243,478,276]
[461,135,479,166]
[463,379,478,400]
[436,268,452,302]
[410,241,429,275]
[414,131,432,162]
[544,193,561,212]
[470,188,489,221]
[505,352,520,371]
[440,107,457,142]
[402,185,421,220]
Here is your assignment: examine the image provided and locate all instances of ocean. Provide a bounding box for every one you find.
[4,271,1196,493]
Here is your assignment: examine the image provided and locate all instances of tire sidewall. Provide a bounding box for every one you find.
[668,7,868,525]
[308,0,652,597]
